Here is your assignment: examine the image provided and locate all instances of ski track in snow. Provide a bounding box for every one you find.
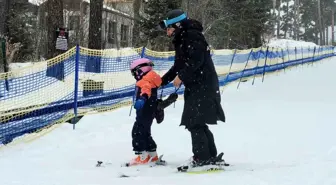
[0,57,336,185]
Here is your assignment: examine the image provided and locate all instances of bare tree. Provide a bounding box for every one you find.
[88,0,103,49]
[273,0,276,36]
[46,0,64,59]
[317,0,323,45]
[33,0,48,61]
[277,0,281,38]
[332,8,335,44]
[184,0,230,36]
[284,0,289,39]
[0,36,22,72]
[63,2,89,48]
[6,40,22,65]
[132,0,141,47]
[293,0,300,40]
[0,0,10,73]
[183,0,212,26]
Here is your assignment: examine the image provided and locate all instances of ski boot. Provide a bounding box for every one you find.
[126,151,151,167]
[177,152,228,172]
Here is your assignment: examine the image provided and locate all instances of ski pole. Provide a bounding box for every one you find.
[173,83,182,108]
[129,86,138,116]
[160,86,164,99]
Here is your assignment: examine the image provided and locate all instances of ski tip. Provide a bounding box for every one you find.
[119,174,131,178]
[177,165,189,172]
[121,162,131,167]
[96,161,103,167]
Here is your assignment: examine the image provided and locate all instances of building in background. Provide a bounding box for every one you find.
[31,0,135,49]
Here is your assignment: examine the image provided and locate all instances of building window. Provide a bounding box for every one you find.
[120,24,129,47]
[108,20,117,44]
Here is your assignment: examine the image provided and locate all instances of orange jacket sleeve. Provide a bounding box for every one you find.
[136,71,162,98]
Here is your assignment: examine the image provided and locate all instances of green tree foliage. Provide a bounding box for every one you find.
[280,0,336,45]
[205,0,274,49]
[139,0,336,50]
[7,0,37,62]
[280,0,294,39]
[300,0,318,43]
[139,0,182,51]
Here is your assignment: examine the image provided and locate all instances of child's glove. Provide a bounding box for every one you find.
[134,96,146,110]
[157,93,178,110]
[155,99,164,124]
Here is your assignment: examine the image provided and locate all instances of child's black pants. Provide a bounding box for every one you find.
[132,96,157,153]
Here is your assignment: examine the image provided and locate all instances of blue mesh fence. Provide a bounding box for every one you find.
[0,45,334,145]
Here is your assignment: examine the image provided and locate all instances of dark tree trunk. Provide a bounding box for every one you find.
[0,0,10,73]
[254,28,262,48]
[321,15,325,45]
[332,9,335,45]
[326,22,329,45]
[46,0,64,59]
[132,0,141,47]
[317,0,323,45]
[88,0,103,49]
[2,0,10,36]
[277,0,281,38]
[284,1,289,39]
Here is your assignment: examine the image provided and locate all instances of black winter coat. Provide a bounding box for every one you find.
[161,19,225,129]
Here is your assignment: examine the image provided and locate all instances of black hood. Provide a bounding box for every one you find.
[181,19,204,32]
[173,19,204,43]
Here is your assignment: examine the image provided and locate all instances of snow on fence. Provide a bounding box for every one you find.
[0,43,334,145]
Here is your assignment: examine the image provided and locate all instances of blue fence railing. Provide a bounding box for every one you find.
[0,45,334,145]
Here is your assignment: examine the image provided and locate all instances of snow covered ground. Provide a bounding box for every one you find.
[0,55,335,185]
[266,38,317,48]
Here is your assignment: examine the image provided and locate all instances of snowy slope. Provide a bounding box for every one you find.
[267,38,317,48]
[0,57,336,185]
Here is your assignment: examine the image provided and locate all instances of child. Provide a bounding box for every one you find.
[128,58,165,166]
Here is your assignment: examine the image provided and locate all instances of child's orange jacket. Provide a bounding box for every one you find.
[136,70,162,98]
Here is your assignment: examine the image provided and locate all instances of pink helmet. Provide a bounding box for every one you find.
[130,58,154,79]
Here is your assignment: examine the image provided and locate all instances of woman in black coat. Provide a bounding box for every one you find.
[159,9,226,166]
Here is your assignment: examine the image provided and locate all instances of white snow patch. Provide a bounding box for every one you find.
[267,38,317,48]
[9,62,34,71]
[28,0,45,5]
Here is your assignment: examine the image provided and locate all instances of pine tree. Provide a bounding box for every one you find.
[222,0,273,48]
[300,0,319,43]
[246,0,274,47]
[7,0,37,62]
[321,0,336,45]
[280,0,294,39]
[140,0,182,51]
[203,0,274,49]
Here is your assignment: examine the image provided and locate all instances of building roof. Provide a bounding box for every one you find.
[82,0,134,20]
